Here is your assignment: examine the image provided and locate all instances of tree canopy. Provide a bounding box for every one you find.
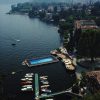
[77,29,100,61]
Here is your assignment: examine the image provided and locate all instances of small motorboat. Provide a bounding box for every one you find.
[21,81,32,85]
[42,82,49,85]
[41,80,49,85]
[21,78,33,81]
[40,76,48,79]
[21,87,33,92]
[22,85,32,87]
[40,77,48,80]
[11,72,16,75]
[16,39,20,42]
[41,85,50,88]
[12,43,16,46]
[25,75,33,78]
[26,73,34,76]
[41,89,52,93]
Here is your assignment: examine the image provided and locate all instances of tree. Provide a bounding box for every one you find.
[77,29,100,62]
[72,93,100,100]
[28,10,34,18]
[91,2,100,16]
[74,28,82,48]
[39,10,46,19]
[83,93,100,100]
[52,14,60,24]
[95,17,100,26]
[59,21,73,34]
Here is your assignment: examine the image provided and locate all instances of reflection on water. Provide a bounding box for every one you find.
[0,5,76,100]
[0,5,60,71]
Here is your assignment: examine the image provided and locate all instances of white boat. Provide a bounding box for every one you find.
[11,72,16,75]
[42,82,49,85]
[21,87,33,91]
[41,81,49,85]
[41,85,50,88]
[41,89,52,93]
[25,75,33,78]
[26,73,34,76]
[16,39,20,42]
[22,85,32,87]
[21,78,33,81]
[40,77,48,80]
[46,99,54,100]
[40,76,48,79]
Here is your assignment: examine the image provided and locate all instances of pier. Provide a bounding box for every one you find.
[35,74,39,100]
[34,73,83,100]
[38,88,83,99]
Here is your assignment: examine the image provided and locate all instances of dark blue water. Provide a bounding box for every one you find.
[0,5,60,70]
[0,5,76,100]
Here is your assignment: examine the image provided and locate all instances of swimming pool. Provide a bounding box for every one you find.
[25,56,59,67]
[30,57,53,65]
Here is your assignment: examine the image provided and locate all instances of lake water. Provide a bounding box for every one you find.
[0,5,76,100]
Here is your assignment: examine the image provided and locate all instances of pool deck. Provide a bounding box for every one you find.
[23,56,59,67]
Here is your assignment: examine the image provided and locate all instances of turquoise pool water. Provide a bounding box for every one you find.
[30,57,53,65]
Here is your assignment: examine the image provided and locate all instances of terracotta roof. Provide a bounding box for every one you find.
[86,71,100,84]
[75,20,98,30]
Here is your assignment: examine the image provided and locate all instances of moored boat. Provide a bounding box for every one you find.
[22,85,32,87]
[12,43,16,46]
[41,81,49,85]
[25,75,33,78]
[21,87,33,92]
[40,77,48,80]
[41,85,50,88]
[21,78,33,81]
[40,76,48,78]
[26,73,34,76]
[41,89,52,93]
[21,81,32,85]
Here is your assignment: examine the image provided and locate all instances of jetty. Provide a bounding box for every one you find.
[35,74,39,100]
[37,88,83,99]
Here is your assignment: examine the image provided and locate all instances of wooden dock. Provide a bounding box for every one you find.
[35,74,39,100]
